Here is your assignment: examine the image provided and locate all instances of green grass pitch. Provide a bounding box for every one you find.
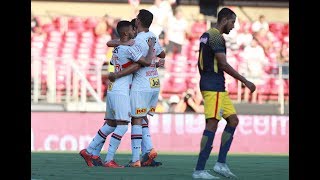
[31,152,288,180]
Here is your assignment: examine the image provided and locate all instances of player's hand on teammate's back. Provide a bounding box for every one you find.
[244,80,256,93]
[148,37,156,47]
[158,58,165,68]
[124,39,135,46]
[108,72,117,82]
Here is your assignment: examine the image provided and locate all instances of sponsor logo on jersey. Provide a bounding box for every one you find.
[149,77,160,88]
[149,107,156,113]
[136,108,147,114]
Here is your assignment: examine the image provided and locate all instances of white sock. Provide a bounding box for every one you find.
[142,119,153,155]
[141,141,145,156]
[131,125,142,162]
[91,142,105,156]
[105,125,128,162]
[87,123,116,155]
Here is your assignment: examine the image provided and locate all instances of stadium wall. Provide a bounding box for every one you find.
[31,112,289,154]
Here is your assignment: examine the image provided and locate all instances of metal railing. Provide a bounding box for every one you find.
[31,57,288,113]
[31,57,105,105]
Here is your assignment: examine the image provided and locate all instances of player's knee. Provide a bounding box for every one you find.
[226,114,239,127]
[106,119,117,127]
[116,120,129,126]
[131,117,143,125]
[142,116,149,124]
[205,118,219,131]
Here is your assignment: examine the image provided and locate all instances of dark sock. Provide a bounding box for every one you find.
[218,125,236,163]
[195,130,215,170]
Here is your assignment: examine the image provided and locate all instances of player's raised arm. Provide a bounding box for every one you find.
[108,38,156,81]
[153,35,166,67]
[133,37,156,66]
[106,39,135,47]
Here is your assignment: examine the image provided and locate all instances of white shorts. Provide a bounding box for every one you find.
[105,92,131,122]
[130,90,159,117]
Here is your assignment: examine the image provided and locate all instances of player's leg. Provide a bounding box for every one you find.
[125,90,150,167]
[103,121,128,168]
[213,92,238,178]
[141,116,153,157]
[80,120,116,167]
[141,116,162,167]
[141,91,162,167]
[91,119,117,166]
[103,93,131,168]
[126,117,143,167]
[79,98,116,167]
[192,91,220,179]
[89,95,118,166]
[141,91,157,155]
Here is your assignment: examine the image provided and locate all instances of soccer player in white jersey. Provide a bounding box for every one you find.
[79,20,156,168]
[108,9,166,167]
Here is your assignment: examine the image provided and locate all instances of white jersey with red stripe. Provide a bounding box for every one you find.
[107,45,143,95]
[130,31,164,92]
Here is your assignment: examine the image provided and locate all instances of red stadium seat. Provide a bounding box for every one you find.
[282,23,289,36]
[64,31,78,39]
[170,76,188,93]
[173,54,188,62]
[269,22,284,34]
[63,41,77,49]
[84,17,98,30]
[161,76,187,95]
[52,16,67,30]
[68,17,85,32]
[32,34,46,42]
[257,78,272,102]
[41,23,56,33]
[225,77,240,100]
[31,41,44,49]
[187,64,198,74]
[268,78,289,102]
[169,62,186,73]
[186,77,199,89]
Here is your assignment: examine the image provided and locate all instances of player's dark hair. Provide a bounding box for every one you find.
[131,18,136,29]
[116,20,132,37]
[217,7,236,23]
[137,9,153,28]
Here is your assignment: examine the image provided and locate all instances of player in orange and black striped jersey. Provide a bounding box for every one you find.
[192,7,256,179]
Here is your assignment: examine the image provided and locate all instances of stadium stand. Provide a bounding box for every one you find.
[31,2,289,111]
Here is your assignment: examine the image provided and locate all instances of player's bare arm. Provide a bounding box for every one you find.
[215,52,256,93]
[157,51,166,59]
[106,39,135,47]
[108,63,141,82]
[155,43,166,67]
[135,37,156,66]
[108,38,155,81]
[155,58,165,68]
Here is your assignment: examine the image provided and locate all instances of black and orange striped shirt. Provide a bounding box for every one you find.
[198,28,226,92]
